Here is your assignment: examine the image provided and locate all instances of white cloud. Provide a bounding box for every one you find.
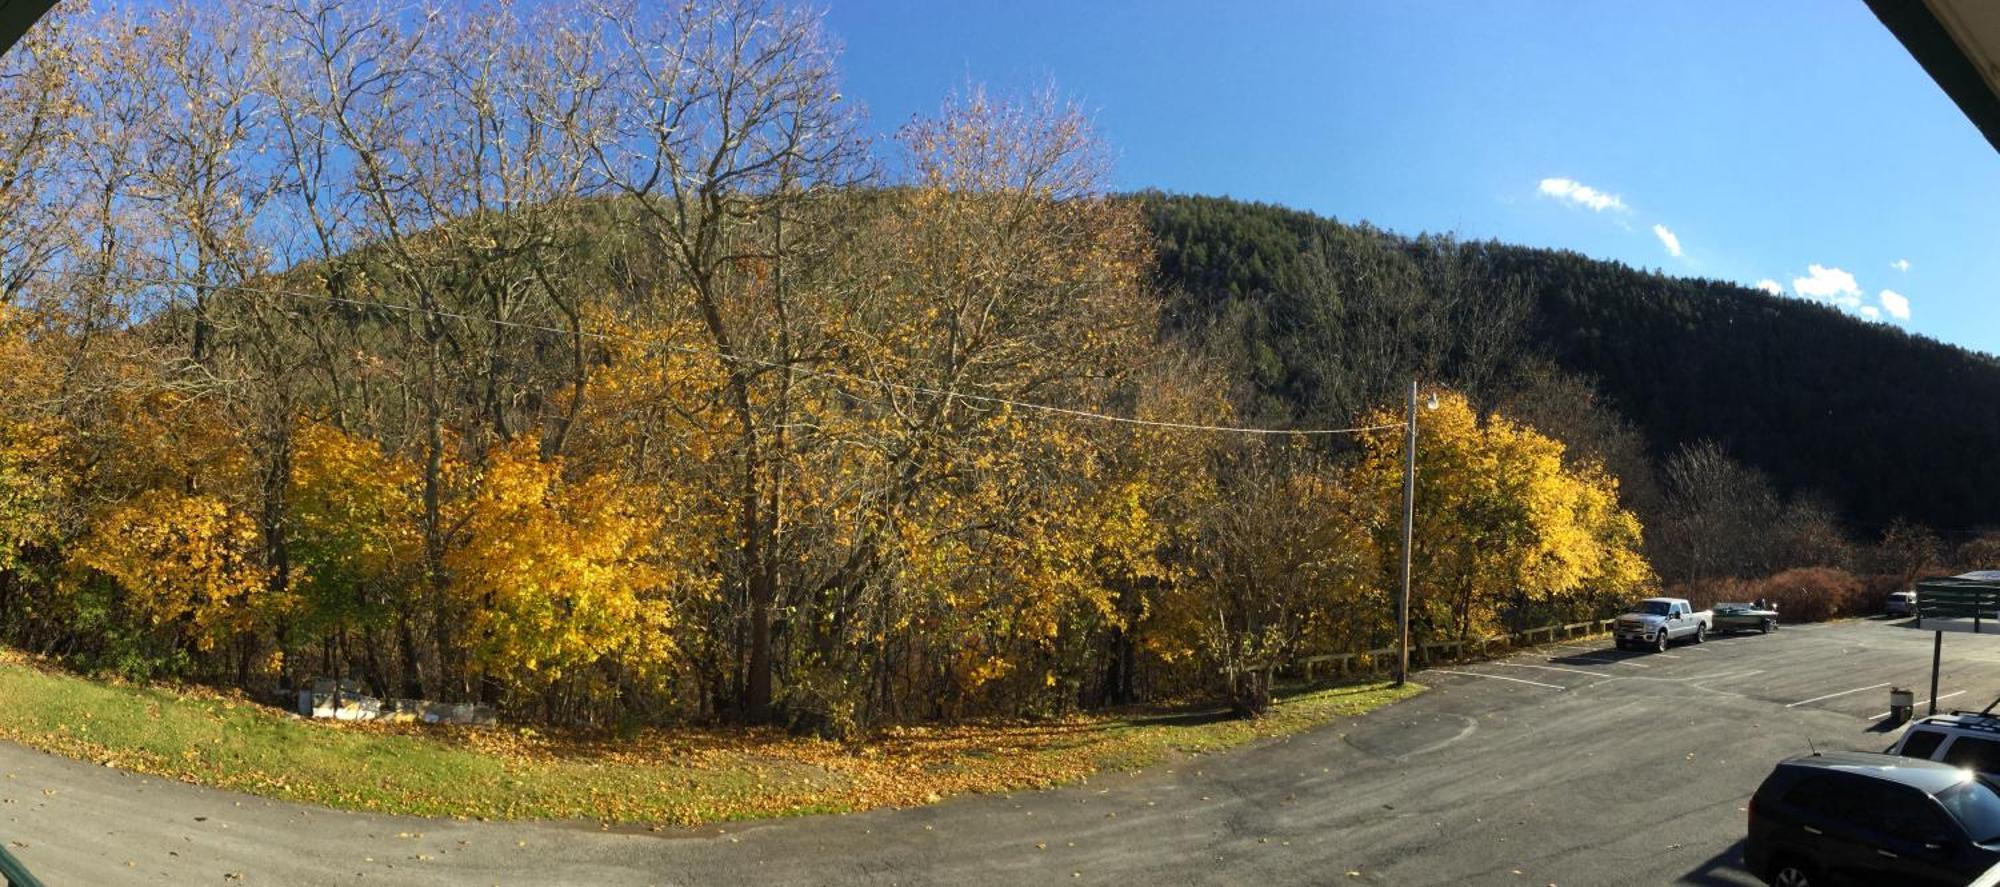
[1892,258,1911,272]
[1791,264,1861,301]
[1879,289,1911,321]
[1537,177,1628,213]
[1652,224,1683,257]
[1766,264,1910,325]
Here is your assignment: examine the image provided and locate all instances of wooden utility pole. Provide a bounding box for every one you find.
[1395,379,1417,687]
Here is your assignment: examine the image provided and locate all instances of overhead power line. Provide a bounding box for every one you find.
[104,274,1404,437]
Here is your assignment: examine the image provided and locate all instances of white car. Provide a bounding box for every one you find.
[1887,589,1917,617]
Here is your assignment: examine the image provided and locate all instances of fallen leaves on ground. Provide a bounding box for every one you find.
[0,649,1418,826]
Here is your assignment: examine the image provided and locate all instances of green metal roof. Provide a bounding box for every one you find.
[1916,572,2000,621]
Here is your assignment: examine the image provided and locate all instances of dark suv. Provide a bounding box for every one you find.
[1747,751,2000,885]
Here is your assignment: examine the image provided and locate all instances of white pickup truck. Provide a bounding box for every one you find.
[1612,597,1712,653]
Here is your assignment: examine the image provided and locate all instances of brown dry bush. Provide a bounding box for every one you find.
[1706,568,1881,622]
[1676,568,1888,623]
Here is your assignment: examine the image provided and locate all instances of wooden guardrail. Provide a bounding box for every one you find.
[1294,617,1617,681]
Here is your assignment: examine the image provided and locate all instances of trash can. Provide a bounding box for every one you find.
[1890,686,1916,724]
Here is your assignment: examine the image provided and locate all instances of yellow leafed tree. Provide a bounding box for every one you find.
[1356,390,1652,644]
[71,489,273,654]
[285,421,425,687]
[446,439,708,708]
[0,305,65,575]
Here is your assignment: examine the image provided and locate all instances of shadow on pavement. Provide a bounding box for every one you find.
[1122,708,1233,729]
[1866,716,1908,735]
[1698,631,1776,643]
[1676,838,1761,885]
[1548,646,1657,666]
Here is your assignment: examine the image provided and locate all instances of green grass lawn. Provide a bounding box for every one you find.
[0,653,1419,825]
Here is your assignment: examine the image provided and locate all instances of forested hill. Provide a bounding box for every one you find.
[1138,192,2000,531]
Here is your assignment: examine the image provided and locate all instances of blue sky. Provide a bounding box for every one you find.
[824,0,2000,355]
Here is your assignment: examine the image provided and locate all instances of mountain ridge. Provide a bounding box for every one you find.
[1137,191,2000,532]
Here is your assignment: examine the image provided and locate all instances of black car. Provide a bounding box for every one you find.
[1747,751,2000,886]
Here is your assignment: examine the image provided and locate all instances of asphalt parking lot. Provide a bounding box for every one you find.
[1396,616,2000,885]
[2,617,1993,886]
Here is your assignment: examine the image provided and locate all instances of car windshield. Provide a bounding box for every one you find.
[1938,780,2000,843]
[1640,601,1673,616]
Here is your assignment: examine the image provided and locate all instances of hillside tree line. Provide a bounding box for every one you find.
[1144,194,2000,597]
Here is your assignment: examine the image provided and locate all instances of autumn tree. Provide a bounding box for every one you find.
[447,439,710,721]
[765,84,1168,729]
[1771,495,1854,571]
[1355,391,1651,643]
[1654,440,1782,585]
[584,0,865,722]
[0,306,65,579]
[0,304,74,668]
[70,489,273,679]
[1877,518,1945,589]
[1169,447,1372,717]
[0,1,87,307]
[285,421,422,695]
[1495,361,1663,519]
[246,0,629,700]
[1956,533,2000,573]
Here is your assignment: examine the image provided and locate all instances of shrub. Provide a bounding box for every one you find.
[1746,568,1875,622]
[1857,572,1906,605]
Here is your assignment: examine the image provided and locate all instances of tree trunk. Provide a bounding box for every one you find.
[745,553,774,720]
[421,351,456,699]
[397,613,424,699]
[1229,668,1271,719]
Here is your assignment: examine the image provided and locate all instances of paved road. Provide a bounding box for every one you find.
[3,618,1993,886]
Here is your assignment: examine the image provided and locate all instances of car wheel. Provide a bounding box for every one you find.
[1654,631,1669,653]
[1769,858,1815,887]
[1761,618,1774,634]
[1693,625,1705,644]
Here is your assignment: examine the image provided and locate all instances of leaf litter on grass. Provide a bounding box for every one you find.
[0,648,1418,825]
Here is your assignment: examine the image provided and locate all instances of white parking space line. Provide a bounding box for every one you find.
[1785,682,1892,709]
[1490,662,1606,678]
[1558,656,1649,668]
[1866,690,1967,721]
[1429,669,1567,690]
